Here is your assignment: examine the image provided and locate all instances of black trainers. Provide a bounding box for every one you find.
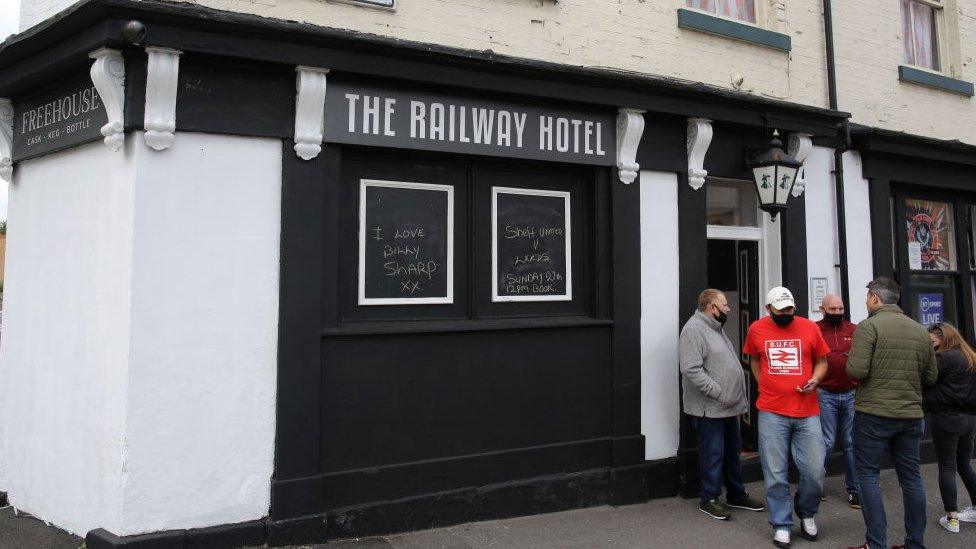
[699,499,732,520]
[727,495,766,511]
[848,492,861,509]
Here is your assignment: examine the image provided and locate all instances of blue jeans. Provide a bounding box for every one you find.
[853,412,926,549]
[758,411,826,530]
[694,416,749,504]
[818,388,859,495]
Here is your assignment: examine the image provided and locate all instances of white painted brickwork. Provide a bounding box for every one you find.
[155,0,830,109]
[833,0,976,144]
[19,0,80,30]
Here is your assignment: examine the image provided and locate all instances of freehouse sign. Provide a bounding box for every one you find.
[12,74,107,161]
[324,82,616,165]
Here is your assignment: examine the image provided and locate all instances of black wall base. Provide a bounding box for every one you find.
[0,491,7,507]
[85,459,680,548]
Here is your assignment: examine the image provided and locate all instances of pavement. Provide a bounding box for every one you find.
[3,463,976,548]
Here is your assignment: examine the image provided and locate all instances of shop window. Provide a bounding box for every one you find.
[686,0,757,23]
[338,153,593,322]
[901,0,942,71]
[905,198,956,271]
[706,178,759,227]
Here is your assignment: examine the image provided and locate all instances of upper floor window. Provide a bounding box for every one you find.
[686,0,756,24]
[901,0,942,71]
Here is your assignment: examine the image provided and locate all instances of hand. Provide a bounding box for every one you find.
[797,378,818,393]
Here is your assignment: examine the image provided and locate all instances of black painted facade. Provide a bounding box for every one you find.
[0,1,851,546]
[854,126,976,336]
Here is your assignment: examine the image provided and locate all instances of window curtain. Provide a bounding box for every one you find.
[901,0,939,70]
[688,0,756,23]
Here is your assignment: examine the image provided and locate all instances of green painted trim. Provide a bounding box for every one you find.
[898,65,974,97]
[677,8,791,52]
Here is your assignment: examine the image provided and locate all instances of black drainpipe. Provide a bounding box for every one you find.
[823,0,852,315]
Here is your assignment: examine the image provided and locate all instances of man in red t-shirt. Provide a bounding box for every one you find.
[815,294,860,510]
[743,286,830,549]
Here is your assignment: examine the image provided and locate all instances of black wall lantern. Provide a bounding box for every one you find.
[748,130,802,220]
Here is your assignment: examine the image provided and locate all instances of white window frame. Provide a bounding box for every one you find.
[902,0,950,75]
[491,186,573,303]
[358,179,454,306]
[682,0,768,29]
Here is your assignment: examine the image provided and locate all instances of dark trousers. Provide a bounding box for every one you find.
[931,412,976,513]
[854,412,926,549]
[694,415,748,504]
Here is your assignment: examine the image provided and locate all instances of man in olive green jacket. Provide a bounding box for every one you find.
[844,277,937,549]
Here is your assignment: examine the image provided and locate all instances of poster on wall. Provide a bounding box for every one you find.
[906,199,956,271]
[358,180,454,305]
[810,277,828,311]
[492,187,571,302]
[918,293,944,326]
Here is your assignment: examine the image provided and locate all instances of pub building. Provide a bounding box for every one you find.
[0,1,865,547]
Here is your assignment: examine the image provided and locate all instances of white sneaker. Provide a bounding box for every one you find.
[957,506,976,523]
[800,517,818,540]
[773,528,791,548]
[940,515,960,533]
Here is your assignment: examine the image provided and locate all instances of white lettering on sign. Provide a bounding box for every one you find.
[538,115,605,156]
[340,89,608,159]
[20,85,101,133]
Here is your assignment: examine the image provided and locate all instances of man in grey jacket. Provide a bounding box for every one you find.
[680,289,765,520]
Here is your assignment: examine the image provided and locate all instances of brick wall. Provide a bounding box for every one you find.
[155,0,830,109]
[833,0,976,144]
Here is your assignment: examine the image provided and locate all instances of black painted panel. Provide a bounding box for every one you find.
[322,438,609,509]
[320,326,611,472]
[176,54,293,138]
[781,195,810,316]
[275,144,326,484]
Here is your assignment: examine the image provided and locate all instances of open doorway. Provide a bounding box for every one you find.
[707,239,760,451]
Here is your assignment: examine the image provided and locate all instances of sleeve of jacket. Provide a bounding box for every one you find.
[846,320,877,381]
[679,327,722,400]
[922,341,939,387]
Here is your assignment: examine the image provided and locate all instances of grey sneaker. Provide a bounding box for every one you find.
[699,499,732,520]
[727,495,766,511]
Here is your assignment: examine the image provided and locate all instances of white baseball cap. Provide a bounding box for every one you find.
[766,286,796,310]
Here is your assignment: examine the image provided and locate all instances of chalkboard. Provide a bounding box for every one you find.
[492,187,572,302]
[358,180,454,305]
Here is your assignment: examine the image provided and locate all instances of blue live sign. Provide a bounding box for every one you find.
[918,293,943,325]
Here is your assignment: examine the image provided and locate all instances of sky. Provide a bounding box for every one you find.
[0,0,17,221]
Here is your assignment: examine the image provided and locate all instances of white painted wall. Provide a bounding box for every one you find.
[842,151,873,323]
[0,139,136,536]
[800,147,873,323]
[802,145,841,320]
[0,132,281,537]
[118,132,281,535]
[639,170,680,461]
[19,0,79,30]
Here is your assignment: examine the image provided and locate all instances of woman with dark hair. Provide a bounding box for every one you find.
[925,322,976,533]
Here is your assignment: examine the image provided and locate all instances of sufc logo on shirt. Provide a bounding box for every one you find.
[765,339,802,375]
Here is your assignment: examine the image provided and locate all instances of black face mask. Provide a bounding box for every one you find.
[714,311,728,326]
[771,313,795,327]
[824,313,844,326]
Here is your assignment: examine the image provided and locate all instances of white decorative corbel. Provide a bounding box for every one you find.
[293,66,329,160]
[144,47,182,150]
[686,117,713,190]
[89,48,126,152]
[787,132,813,197]
[616,107,645,184]
[0,98,13,182]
